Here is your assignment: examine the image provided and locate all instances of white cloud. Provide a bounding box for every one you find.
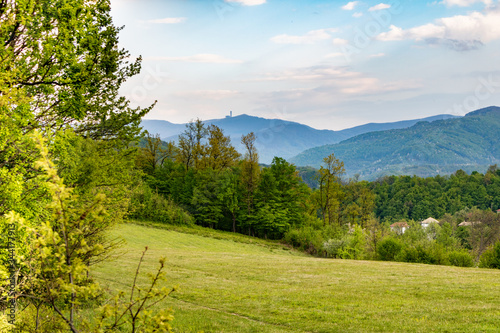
[255,66,421,99]
[332,38,349,45]
[225,0,266,5]
[442,0,492,7]
[257,67,359,82]
[353,12,364,18]
[325,52,345,58]
[369,3,391,11]
[148,54,243,64]
[271,29,337,44]
[378,24,445,41]
[342,1,359,10]
[174,90,239,101]
[369,53,386,58]
[146,17,186,24]
[377,8,500,50]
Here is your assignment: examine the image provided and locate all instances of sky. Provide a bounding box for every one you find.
[110,0,500,130]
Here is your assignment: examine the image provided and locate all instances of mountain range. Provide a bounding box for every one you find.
[141,113,457,164]
[290,106,500,180]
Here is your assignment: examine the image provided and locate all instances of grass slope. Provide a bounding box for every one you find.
[94,223,500,332]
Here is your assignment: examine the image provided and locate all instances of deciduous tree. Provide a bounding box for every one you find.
[203,125,240,170]
[240,132,259,235]
[316,153,345,226]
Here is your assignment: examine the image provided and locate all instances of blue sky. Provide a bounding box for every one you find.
[111,0,500,130]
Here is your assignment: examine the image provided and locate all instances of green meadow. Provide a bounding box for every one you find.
[93,223,500,333]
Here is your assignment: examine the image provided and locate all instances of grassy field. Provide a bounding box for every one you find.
[93,223,500,332]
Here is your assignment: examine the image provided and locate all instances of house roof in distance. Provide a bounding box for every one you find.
[390,222,409,228]
[458,221,481,226]
[421,217,439,225]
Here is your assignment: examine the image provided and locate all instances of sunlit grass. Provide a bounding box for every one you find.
[93,223,500,332]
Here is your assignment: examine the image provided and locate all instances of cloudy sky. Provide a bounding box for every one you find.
[111,0,500,130]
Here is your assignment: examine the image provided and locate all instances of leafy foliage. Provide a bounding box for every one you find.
[372,168,500,222]
[377,238,403,261]
[0,0,179,330]
[0,0,153,141]
[479,242,500,269]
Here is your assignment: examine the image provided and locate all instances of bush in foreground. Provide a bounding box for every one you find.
[447,250,474,267]
[377,238,403,261]
[479,242,500,269]
[129,183,194,225]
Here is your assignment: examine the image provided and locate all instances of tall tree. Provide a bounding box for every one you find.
[203,125,240,170]
[0,0,151,220]
[0,1,177,329]
[316,153,345,226]
[344,180,375,228]
[220,170,240,233]
[0,0,152,141]
[269,157,308,227]
[240,132,259,235]
[176,119,207,171]
[136,133,176,175]
[468,209,500,260]
[191,170,223,229]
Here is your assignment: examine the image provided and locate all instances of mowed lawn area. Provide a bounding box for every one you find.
[93,223,500,333]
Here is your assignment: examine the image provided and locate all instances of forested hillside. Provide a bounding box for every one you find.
[290,106,500,180]
[135,126,500,268]
[371,167,500,222]
[142,114,456,164]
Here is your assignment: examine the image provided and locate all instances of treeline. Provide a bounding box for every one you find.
[289,166,500,265]
[298,166,500,222]
[135,123,500,269]
[371,168,500,222]
[133,121,375,240]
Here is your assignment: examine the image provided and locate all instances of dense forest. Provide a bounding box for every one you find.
[134,122,500,269]
[372,168,500,222]
[133,123,377,239]
[136,125,500,229]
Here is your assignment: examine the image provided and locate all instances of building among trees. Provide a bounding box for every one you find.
[420,217,439,228]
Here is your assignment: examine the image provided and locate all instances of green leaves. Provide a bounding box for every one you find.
[1,0,150,140]
[0,0,181,330]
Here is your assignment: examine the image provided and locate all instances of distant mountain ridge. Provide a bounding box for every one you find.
[141,113,457,164]
[289,106,500,180]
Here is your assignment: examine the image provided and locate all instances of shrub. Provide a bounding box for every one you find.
[447,250,474,267]
[395,243,448,265]
[395,246,418,263]
[283,227,325,256]
[377,238,403,261]
[324,226,367,260]
[479,242,500,269]
[129,183,194,225]
[323,237,349,258]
